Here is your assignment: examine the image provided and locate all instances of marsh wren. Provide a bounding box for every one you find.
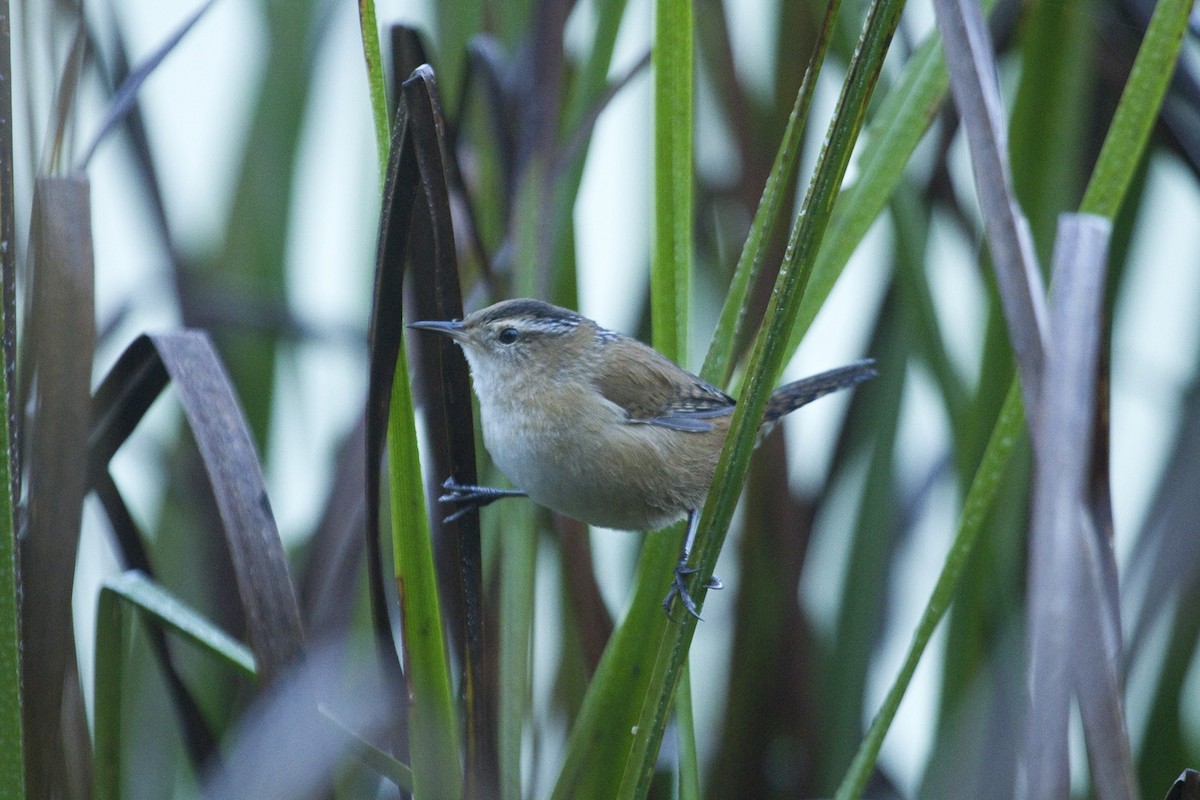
[409,298,875,618]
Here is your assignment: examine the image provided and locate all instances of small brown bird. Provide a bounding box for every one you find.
[409,298,874,618]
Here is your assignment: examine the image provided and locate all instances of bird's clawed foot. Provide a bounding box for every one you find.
[662,557,723,621]
[438,477,526,522]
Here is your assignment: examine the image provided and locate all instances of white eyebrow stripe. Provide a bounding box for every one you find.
[520,316,581,335]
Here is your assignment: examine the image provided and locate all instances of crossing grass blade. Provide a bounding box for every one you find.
[94,571,258,800]
[933,0,1047,401]
[700,0,841,387]
[1023,215,1116,798]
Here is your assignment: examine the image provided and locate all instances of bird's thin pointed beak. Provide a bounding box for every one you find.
[407,319,467,339]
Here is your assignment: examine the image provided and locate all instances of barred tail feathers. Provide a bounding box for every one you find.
[763,359,877,424]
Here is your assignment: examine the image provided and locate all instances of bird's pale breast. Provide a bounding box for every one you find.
[478,384,719,531]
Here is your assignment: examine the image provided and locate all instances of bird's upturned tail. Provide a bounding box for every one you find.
[763,359,877,424]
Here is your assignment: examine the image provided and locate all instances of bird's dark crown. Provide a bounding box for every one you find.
[470,299,586,337]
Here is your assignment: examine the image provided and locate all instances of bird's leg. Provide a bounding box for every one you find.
[439,477,526,522]
[662,510,723,620]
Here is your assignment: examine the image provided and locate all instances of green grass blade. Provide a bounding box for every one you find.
[700,0,841,387]
[821,308,906,785]
[548,0,630,301]
[563,0,630,137]
[653,0,698,788]
[94,581,126,800]
[0,472,16,795]
[652,0,694,361]
[0,4,17,791]
[1008,0,1094,262]
[889,188,969,427]
[1078,0,1191,218]
[95,571,259,800]
[356,0,390,181]
[208,0,320,453]
[0,233,19,800]
[431,0,481,104]
[105,572,257,676]
[497,161,548,799]
[387,350,463,800]
[674,668,700,800]
[785,0,995,355]
[321,706,416,793]
[834,379,1025,800]
[548,540,682,799]
[672,671,700,796]
[498,502,536,800]
[547,0,702,790]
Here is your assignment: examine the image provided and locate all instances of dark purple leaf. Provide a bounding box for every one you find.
[1164,769,1200,800]
[933,0,1047,404]
[0,0,17,510]
[92,332,306,686]
[364,59,424,763]
[20,176,95,798]
[1023,214,1133,799]
[400,67,497,798]
[298,417,366,640]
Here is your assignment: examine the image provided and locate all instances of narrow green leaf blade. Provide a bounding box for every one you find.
[832,0,1193,788]
[651,0,694,363]
[785,0,996,356]
[700,0,841,387]
[356,0,391,181]
[1079,0,1192,218]
[834,378,1025,800]
[497,503,536,800]
[387,349,463,800]
[102,571,257,678]
[95,571,259,800]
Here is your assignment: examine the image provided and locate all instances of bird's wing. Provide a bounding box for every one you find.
[592,336,735,432]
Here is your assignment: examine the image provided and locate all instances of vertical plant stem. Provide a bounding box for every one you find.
[93,586,126,800]
[498,504,535,800]
[0,321,18,800]
[674,668,700,800]
[494,158,546,800]
[652,0,693,362]
[357,0,391,180]
[388,348,462,800]
[0,1,20,780]
[95,573,260,800]
[652,0,698,790]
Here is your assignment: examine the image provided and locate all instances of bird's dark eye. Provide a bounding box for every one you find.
[497,327,520,344]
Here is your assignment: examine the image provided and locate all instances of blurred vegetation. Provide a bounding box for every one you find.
[3,0,1200,798]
